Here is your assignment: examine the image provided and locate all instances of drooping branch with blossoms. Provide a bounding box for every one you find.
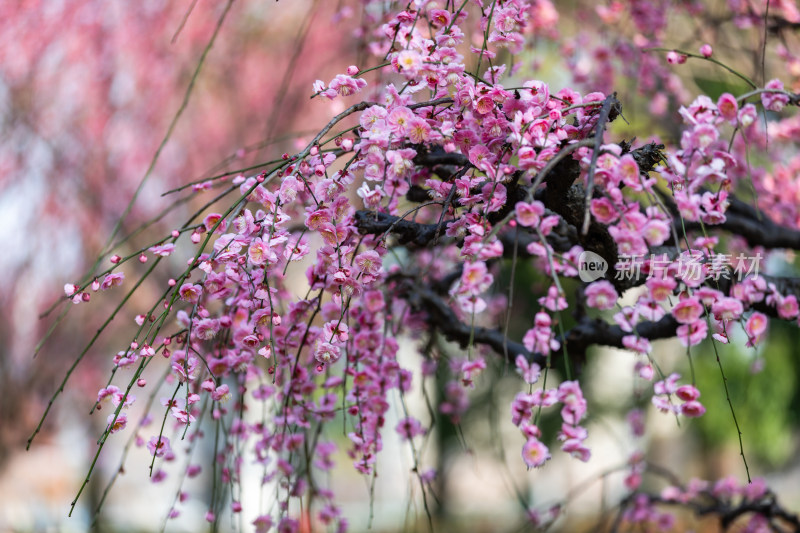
[23,0,800,531]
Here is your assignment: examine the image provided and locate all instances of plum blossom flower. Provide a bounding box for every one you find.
[677,319,708,346]
[515,355,541,384]
[743,478,768,500]
[169,398,195,424]
[511,393,535,426]
[64,283,79,297]
[395,50,423,78]
[515,200,545,227]
[231,209,256,235]
[655,373,681,396]
[386,106,414,135]
[676,384,700,401]
[623,335,651,354]
[646,277,676,302]
[440,382,469,423]
[322,321,349,343]
[97,386,122,406]
[327,74,367,98]
[590,197,618,224]
[717,93,738,123]
[148,436,171,457]
[585,280,617,310]
[523,312,560,355]
[429,8,451,27]
[777,294,799,319]
[672,297,704,324]
[468,145,496,175]
[617,154,640,189]
[452,261,493,314]
[711,297,743,321]
[627,409,646,437]
[558,381,587,425]
[653,374,706,417]
[100,272,125,290]
[106,413,128,433]
[178,283,202,303]
[284,237,310,262]
[314,341,341,365]
[613,306,639,332]
[642,219,670,246]
[522,438,551,468]
[635,361,654,380]
[149,243,175,257]
[193,318,220,341]
[203,213,226,233]
[680,95,717,125]
[357,183,385,209]
[407,117,432,143]
[738,103,758,128]
[253,515,273,533]
[539,285,567,311]
[761,79,790,111]
[561,439,591,462]
[248,238,276,266]
[396,417,426,440]
[461,358,486,388]
[666,51,687,64]
[386,148,416,179]
[681,401,706,417]
[354,250,382,278]
[745,312,768,346]
[212,384,231,402]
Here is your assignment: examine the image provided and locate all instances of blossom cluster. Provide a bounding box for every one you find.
[31,0,800,530]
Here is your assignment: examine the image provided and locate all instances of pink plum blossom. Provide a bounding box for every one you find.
[515,201,545,227]
[585,280,618,310]
[677,319,708,347]
[761,79,790,111]
[148,436,171,457]
[522,438,551,468]
[396,417,426,440]
[100,272,125,290]
[744,312,768,346]
[672,297,704,324]
[717,93,738,123]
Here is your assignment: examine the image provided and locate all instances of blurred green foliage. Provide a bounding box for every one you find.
[692,318,800,467]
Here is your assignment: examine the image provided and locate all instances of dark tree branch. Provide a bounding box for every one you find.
[497,212,577,254]
[355,210,448,247]
[413,149,469,168]
[407,97,454,110]
[401,279,680,367]
[370,135,800,371]
[355,208,575,253]
[582,93,622,234]
[561,315,679,356]
[401,137,666,292]
[402,281,542,364]
[663,192,800,250]
[621,140,667,173]
[722,196,800,249]
[645,491,800,531]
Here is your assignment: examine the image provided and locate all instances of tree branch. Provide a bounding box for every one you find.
[664,192,800,250]
[354,210,448,247]
[400,279,680,367]
[402,281,540,363]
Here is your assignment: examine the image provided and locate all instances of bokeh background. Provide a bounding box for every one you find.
[2,1,799,531]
